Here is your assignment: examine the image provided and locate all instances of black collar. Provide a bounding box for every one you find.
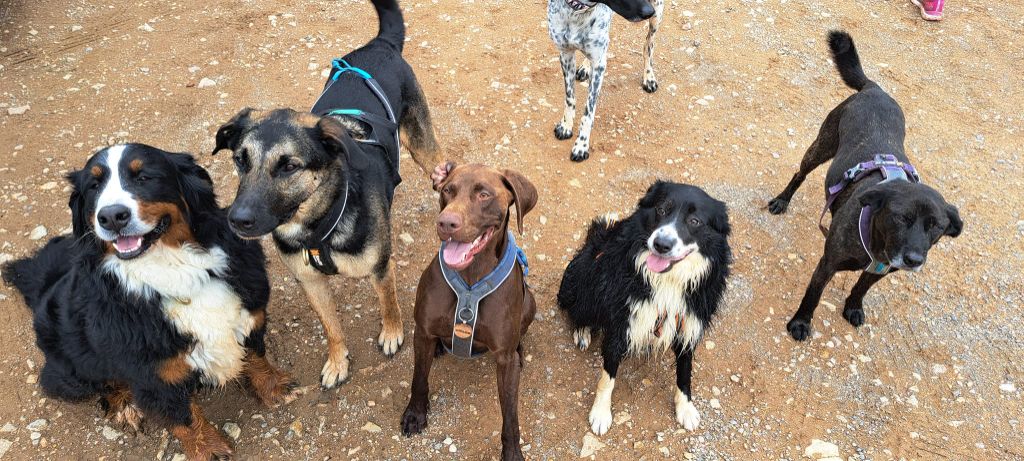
[301,177,349,275]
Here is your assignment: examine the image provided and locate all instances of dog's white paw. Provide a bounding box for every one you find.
[378,325,404,357]
[588,400,613,436]
[572,327,591,351]
[674,390,701,431]
[321,353,351,389]
[570,141,590,162]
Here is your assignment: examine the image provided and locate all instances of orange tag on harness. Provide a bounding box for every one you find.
[453,323,473,339]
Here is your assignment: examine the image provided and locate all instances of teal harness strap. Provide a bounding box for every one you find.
[439,232,528,359]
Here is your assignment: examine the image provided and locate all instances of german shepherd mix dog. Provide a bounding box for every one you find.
[401,163,538,461]
[767,31,962,341]
[3,144,296,460]
[211,0,439,389]
[558,182,731,435]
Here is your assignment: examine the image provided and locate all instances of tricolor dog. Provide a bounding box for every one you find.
[548,0,660,161]
[401,162,538,461]
[558,181,732,435]
[767,31,963,341]
[212,0,440,388]
[3,144,296,460]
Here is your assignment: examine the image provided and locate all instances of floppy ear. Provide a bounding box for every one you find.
[65,170,89,238]
[168,152,217,214]
[212,108,254,154]
[944,203,963,238]
[709,199,732,236]
[501,169,538,235]
[432,161,456,192]
[638,180,668,208]
[857,187,891,211]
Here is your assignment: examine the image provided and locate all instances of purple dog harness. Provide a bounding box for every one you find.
[819,154,920,274]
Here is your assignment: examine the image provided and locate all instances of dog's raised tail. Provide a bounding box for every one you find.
[828,30,871,91]
[372,0,406,51]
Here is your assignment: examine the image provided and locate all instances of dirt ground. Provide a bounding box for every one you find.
[1,0,1022,459]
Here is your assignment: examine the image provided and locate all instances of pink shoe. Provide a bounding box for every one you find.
[911,0,944,21]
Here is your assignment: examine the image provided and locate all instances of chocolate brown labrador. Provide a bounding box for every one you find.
[401,162,538,461]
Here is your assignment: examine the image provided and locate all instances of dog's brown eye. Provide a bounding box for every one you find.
[443,186,453,195]
[478,191,491,200]
[689,217,702,226]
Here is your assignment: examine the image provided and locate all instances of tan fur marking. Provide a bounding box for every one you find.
[129,158,143,173]
[136,201,193,247]
[371,259,404,355]
[243,351,298,407]
[251,309,266,330]
[91,165,103,177]
[157,352,193,384]
[280,250,350,387]
[170,402,233,460]
[102,385,143,432]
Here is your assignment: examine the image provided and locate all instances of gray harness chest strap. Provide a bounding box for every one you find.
[439,232,526,359]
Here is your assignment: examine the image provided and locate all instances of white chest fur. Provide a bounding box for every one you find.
[626,250,711,355]
[104,244,254,386]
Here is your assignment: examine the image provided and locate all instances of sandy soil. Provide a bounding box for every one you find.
[1,0,1022,459]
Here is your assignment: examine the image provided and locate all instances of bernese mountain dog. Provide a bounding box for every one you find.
[558,181,731,436]
[2,144,297,460]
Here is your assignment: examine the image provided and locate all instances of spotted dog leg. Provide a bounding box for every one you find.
[554,50,577,141]
[642,0,665,93]
[571,54,607,162]
[576,58,591,82]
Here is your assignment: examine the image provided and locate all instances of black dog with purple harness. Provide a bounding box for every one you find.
[768,30,962,342]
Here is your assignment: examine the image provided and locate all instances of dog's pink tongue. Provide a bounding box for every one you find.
[646,253,673,273]
[114,235,142,253]
[443,240,474,266]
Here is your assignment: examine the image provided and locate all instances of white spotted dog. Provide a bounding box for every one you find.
[557,182,732,435]
[547,0,662,162]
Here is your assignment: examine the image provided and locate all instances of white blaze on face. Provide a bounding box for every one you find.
[93,145,143,240]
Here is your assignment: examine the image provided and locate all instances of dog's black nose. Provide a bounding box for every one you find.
[97,205,132,232]
[904,252,925,268]
[652,236,675,255]
[639,3,656,19]
[229,207,256,231]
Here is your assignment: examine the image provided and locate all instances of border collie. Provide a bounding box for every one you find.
[3,144,296,459]
[558,181,731,435]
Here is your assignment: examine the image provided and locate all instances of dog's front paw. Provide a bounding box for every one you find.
[588,401,613,435]
[251,369,300,408]
[320,352,351,389]
[570,143,590,162]
[787,317,812,341]
[554,123,573,140]
[572,327,591,351]
[401,403,429,436]
[107,402,144,435]
[177,426,234,461]
[674,391,701,431]
[642,78,659,93]
[767,197,790,215]
[842,306,865,327]
[575,64,591,82]
[378,325,405,358]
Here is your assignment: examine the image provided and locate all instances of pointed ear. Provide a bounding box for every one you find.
[944,203,963,238]
[212,108,254,155]
[167,152,217,214]
[316,116,368,170]
[65,170,89,238]
[501,169,538,235]
[858,187,891,211]
[638,180,668,208]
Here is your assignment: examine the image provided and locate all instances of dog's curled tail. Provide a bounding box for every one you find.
[2,236,72,310]
[372,0,406,52]
[828,30,871,91]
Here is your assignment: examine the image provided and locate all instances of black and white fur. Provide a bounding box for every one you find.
[558,181,731,435]
[548,0,661,161]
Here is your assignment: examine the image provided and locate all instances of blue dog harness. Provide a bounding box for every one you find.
[439,231,528,359]
[819,154,921,274]
[302,59,401,275]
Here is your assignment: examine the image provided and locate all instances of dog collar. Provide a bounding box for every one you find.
[438,231,528,359]
[301,178,349,275]
[858,205,892,274]
[818,154,920,236]
[565,0,596,11]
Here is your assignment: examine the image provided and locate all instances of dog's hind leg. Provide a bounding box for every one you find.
[642,0,665,93]
[496,349,525,460]
[101,385,143,434]
[572,326,592,351]
[371,259,405,357]
[672,344,700,431]
[401,329,439,435]
[571,53,608,162]
[769,108,842,214]
[786,254,839,341]
[589,338,625,435]
[280,251,350,389]
[400,79,441,176]
[554,50,577,141]
[842,271,886,327]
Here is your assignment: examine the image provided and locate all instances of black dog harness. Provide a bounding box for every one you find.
[819,154,921,274]
[439,231,529,359]
[302,59,401,275]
